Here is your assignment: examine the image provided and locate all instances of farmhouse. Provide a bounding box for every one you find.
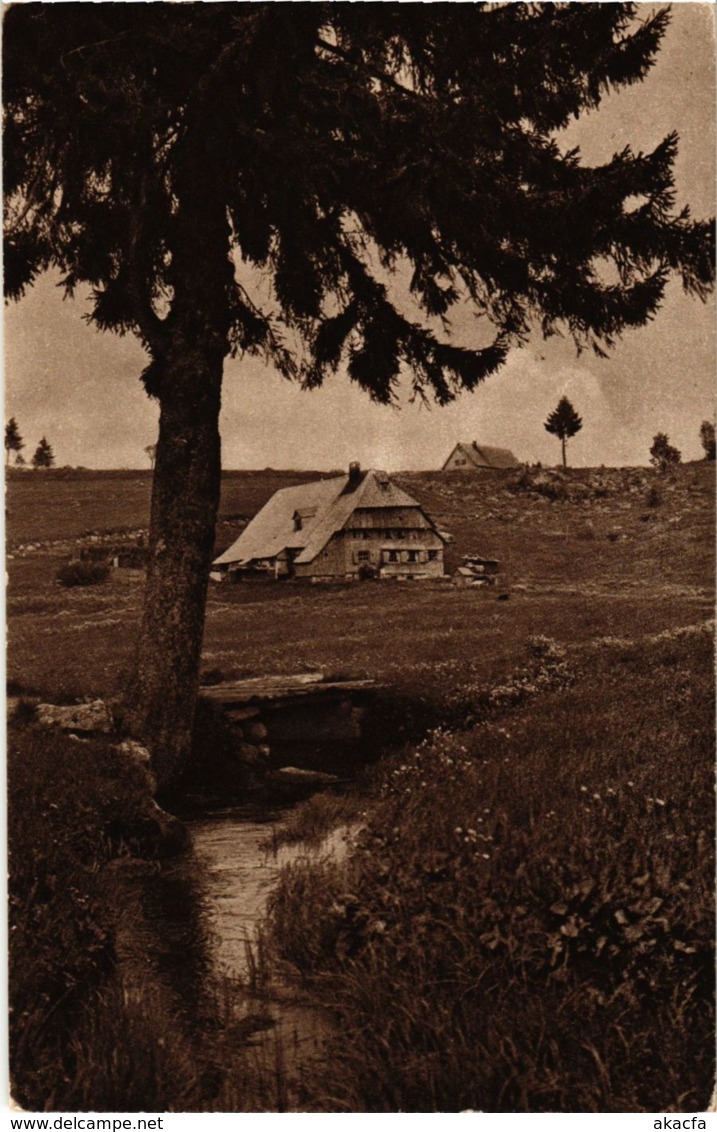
[213,463,446,581]
[443,441,520,471]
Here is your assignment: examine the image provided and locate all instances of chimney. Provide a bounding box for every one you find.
[348,461,362,487]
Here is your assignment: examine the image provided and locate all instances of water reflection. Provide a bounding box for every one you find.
[114,806,352,1101]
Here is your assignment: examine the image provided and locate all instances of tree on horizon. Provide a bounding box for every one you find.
[5,417,24,466]
[4,5,714,782]
[649,432,681,472]
[699,420,715,460]
[544,396,583,468]
[31,436,55,470]
[144,444,157,470]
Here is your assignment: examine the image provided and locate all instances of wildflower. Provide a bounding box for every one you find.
[592,793,601,801]
[655,797,666,807]
[580,785,588,793]
[482,853,491,859]
[627,780,635,787]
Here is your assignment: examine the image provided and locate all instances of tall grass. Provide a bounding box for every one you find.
[264,627,715,1111]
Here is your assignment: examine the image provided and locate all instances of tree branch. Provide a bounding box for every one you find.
[315,36,421,101]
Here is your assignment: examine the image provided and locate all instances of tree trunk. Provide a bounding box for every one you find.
[561,436,567,468]
[122,172,233,787]
[122,337,223,786]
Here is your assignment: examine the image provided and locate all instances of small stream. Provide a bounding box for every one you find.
[113,803,355,1104]
[188,810,352,981]
[190,808,355,1098]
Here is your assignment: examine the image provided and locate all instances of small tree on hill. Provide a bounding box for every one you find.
[699,420,715,460]
[144,443,157,470]
[544,397,583,468]
[32,436,55,469]
[5,417,24,466]
[649,432,681,472]
[14,452,25,467]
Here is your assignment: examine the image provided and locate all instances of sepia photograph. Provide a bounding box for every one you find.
[4,1,715,1115]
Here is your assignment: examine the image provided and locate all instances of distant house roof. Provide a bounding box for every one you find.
[214,469,441,568]
[443,442,520,470]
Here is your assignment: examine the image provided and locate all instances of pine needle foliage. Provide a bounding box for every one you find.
[5,417,24,465]
[544,396,584,467]
[4,4,714,406]
[31,436,55,469]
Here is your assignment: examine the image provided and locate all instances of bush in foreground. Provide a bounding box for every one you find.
[265,627,715,1112]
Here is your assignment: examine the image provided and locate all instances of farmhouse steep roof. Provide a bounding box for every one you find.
[445,442,520,469]
[213,469,433,568]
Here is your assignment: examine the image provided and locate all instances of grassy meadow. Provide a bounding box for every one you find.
[6,460,715,1111]
[7,462,714,707]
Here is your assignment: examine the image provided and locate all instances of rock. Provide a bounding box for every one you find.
[35,699,113,734]
[237,742,261,766]
[117,739,157,792]
[118,739,151,766]
[247,720,269,742]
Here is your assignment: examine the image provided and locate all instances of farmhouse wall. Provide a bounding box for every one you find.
[295,530,352,578]
[295,526,444,579]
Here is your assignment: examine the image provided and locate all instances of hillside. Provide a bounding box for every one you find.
[397,463,715,590]
[6,462,713,706]
[5,467,331,550]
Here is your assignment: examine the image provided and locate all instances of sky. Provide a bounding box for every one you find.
[4,3,715,472]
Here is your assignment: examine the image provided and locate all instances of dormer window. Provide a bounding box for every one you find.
[293,506,317,532]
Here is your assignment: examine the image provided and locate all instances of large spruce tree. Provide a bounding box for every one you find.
[4,4,714,783]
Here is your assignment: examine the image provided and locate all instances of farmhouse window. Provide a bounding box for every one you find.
[357,550,371,563]
[386,550,399,563]
[406,550,418,563]
[428,550,439,561]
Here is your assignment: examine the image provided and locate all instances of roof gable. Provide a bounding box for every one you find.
[445,442,520,469]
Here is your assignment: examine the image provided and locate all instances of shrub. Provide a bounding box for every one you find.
[649,433,681,473]
[8,726,158,1108]
[646,485,663,507]
[56,559,111,587]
